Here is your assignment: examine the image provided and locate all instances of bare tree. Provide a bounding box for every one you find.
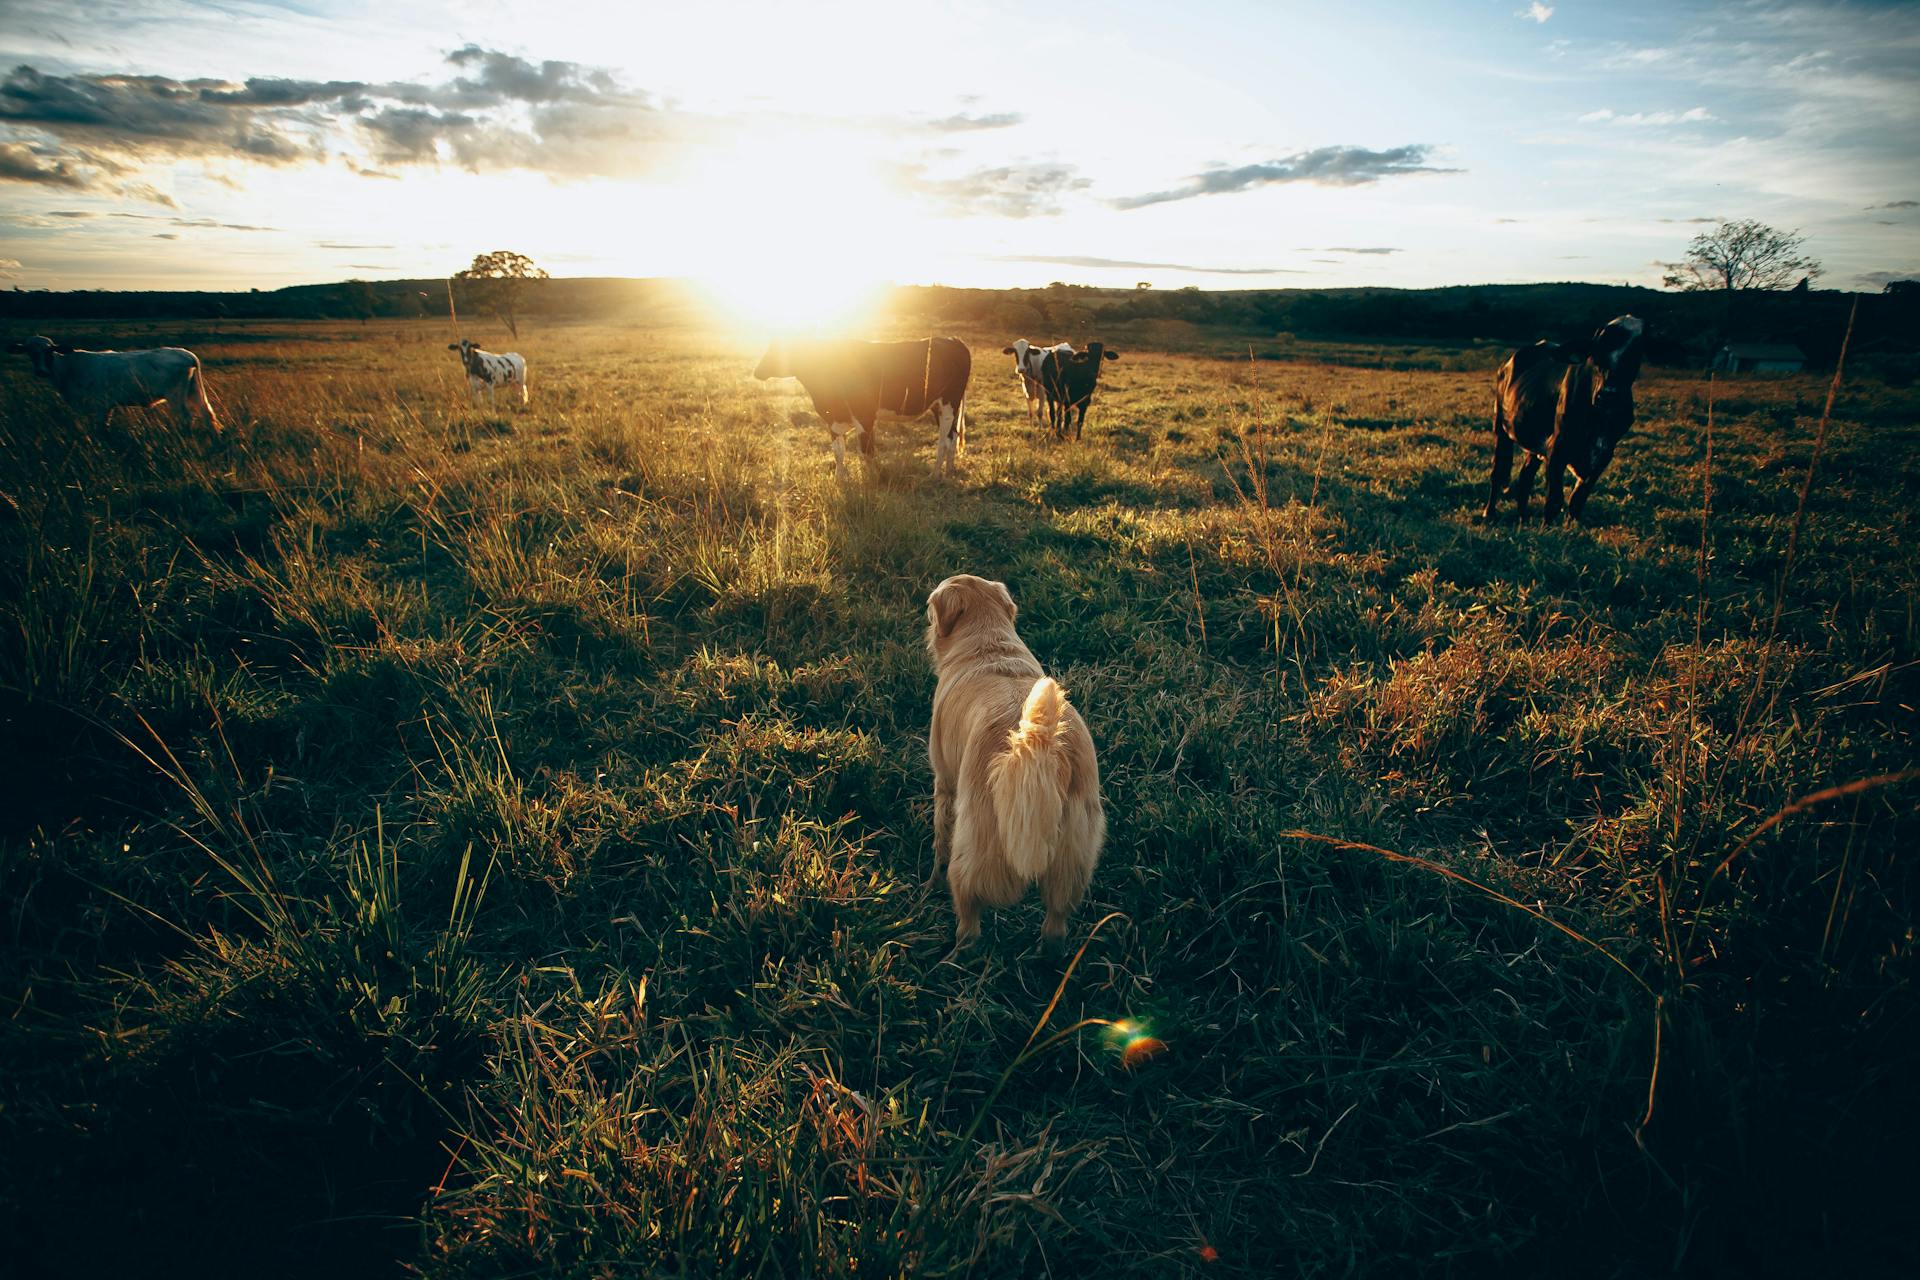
[1663,219,1822,293]
[454,251,550,338]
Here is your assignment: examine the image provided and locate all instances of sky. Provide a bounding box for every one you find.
[0,0,1916,303]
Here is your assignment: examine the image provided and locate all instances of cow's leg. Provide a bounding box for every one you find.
[1485,423,1514,521]
[829,423,850,479]
[934,401,962,476]
[1567,473,1598,521]
[1074,401,1088,440]
[1510,453,1541,522]
[518,376,528,407]
[1541,444,1569,522]
[849,397,880,467]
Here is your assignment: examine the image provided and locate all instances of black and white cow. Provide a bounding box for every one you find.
[1487,315,1645,522]
[8,335,220,430]
[448,339,528,407]
[753,337,972,477]
[1038,341,1119,440]
[1001,338,1073,426]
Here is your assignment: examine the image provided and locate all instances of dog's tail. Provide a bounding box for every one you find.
[989,677,1071,881]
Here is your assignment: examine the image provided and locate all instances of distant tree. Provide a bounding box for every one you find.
[1663,219,1822,293]
[1885,280,1918,297]
[343,279,377,325]
[1136,281,1152,290]
[455,251,550,337]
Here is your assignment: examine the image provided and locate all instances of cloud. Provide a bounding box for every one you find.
[1657,216,1721,224]
[1868,199,1918,210]
[102,210,272,231]
[1113,144,1456,209]
[926,110,1023,132]
[900,162,1089,217]
[1323,245,1400,255]
[1517,3,1554,23]
[0,139,90,187]
[0,257,22,276]
[318,241,394,250]
[0,47,690,197]
[991,253,1300,275]
[1579,106,1716,127]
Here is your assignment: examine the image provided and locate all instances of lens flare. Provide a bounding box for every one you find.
[1103,1018,1167,1069]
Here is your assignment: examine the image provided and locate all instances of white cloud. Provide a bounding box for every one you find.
[1579,106,1718,126]
[1517,3,1554,23]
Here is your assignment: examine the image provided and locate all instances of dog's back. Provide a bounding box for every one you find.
[926,575,1105,946]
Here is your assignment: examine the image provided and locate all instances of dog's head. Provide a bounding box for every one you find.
[926,574,1016,662]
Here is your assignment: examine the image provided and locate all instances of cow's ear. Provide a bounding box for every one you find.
[447,343,460,350]
[930,581,968,638]
[1103,349,1120,361]
[1001,346,1017,354]
[52,344,73,354]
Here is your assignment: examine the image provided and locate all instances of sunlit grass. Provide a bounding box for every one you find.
[1,314,1915,1276]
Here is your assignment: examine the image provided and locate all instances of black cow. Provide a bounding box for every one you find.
[754,337,972,477]
[1487,315,1645,522]
[1039,341,1119,439]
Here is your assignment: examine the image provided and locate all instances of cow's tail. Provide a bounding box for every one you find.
[189,358,222,432]
[988,678,1071,881]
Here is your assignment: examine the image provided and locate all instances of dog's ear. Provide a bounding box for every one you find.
[930,581,968,638]
[990,579,1016,619]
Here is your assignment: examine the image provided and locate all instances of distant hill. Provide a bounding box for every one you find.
[4,276,1913,369]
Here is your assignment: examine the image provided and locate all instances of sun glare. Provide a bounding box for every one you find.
[677,145,906,336]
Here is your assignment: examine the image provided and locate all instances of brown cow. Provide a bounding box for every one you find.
[753,336,972,477]
[1487,315,1645,522]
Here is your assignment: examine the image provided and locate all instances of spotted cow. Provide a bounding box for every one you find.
[448,339,528,407]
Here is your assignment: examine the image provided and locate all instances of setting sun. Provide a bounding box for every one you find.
[673,147,907,334]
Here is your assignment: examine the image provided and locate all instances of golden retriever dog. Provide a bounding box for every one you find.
[924,574,1105,949]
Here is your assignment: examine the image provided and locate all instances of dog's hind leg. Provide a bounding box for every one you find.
[929,778,954,890]
[949,880,981,950]
[1038,836,1094,944]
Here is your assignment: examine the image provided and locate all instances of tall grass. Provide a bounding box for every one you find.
[2,317,1915,1277]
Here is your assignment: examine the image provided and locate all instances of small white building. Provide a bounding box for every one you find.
[1714,342,1807,374]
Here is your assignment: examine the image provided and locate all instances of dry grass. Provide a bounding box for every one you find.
[1,314,1916,1277]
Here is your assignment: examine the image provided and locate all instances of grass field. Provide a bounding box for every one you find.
[2,314,1916,1277]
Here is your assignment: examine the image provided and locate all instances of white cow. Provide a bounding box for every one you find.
[8,335,220,430]
[1001,338,1074,425]
[448,338,528,407]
